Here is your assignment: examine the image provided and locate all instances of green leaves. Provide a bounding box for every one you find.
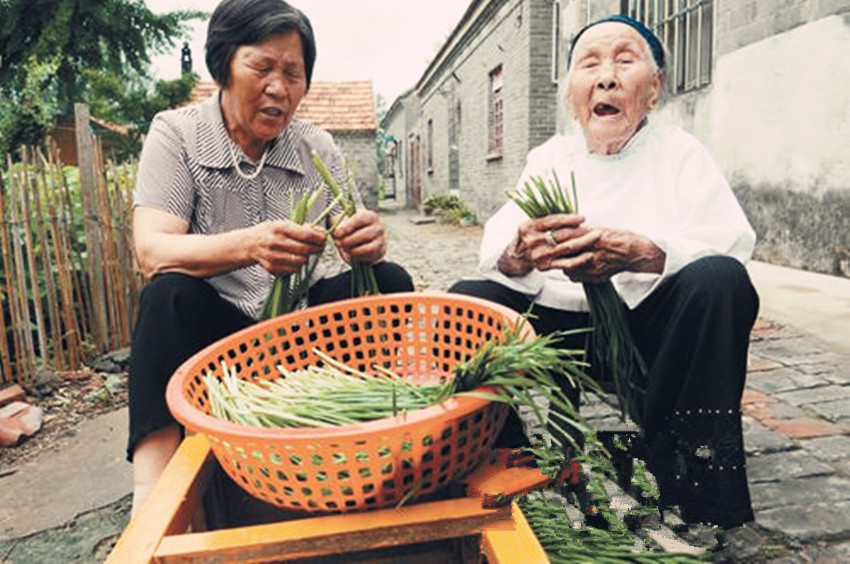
[0,0,205,153]
[261,188,324,319]
[310,150,380,299]
[508,170,579,217]
[507,170,647,425]
[261,151,381,319]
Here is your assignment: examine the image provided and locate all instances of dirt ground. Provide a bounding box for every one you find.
[0,360,130,563]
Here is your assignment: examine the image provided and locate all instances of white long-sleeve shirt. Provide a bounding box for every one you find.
[479,124,755,312]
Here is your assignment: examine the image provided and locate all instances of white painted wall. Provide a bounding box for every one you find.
[696,15,850,194]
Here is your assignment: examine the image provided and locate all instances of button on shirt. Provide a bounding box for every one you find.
[134,95,348,319]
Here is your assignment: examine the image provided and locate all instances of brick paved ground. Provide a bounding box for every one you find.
[380,205,850,561]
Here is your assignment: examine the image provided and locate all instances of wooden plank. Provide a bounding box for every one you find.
[0,171,13,383]
[481,501,549,564]
[154,496,511,563]
[74,103,109,352]
[106,434,214,564]
[0,384,25,408]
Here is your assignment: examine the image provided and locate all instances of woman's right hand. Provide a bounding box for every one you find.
[249,220,327,275]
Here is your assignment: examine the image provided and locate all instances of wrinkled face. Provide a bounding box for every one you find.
[221,30,307,155]
[567,22,662,155]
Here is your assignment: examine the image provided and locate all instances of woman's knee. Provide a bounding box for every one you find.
[449,278,500,298]
[678,256,759,318]
[138,273,217,312]
[373,261,415,293]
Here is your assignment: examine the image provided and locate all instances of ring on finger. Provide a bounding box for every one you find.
[545,229,558,246]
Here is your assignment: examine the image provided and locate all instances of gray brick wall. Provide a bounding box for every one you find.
[334,132,379,211]
[418,0,558,221]
[717,0,850,55]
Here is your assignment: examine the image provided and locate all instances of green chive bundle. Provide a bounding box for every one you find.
[261,151,381,319]
[507,171,647,426]
[310,150,380,299]
[205,349,453,427]
[261,188,324,319]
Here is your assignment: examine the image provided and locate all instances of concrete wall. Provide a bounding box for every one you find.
[661,10,850,275]
[554,1,850,276]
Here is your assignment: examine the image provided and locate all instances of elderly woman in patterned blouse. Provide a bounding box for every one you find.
[451,15,759,535]
[127,0,412,515]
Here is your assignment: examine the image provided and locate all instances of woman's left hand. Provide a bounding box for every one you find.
[530,219,665,283]
[332,210,387,265]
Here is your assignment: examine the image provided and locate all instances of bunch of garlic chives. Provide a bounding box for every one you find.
[507,171,647,426]
[261,187,324,319]
[310,150,380,298]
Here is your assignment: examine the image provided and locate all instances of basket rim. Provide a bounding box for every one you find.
[166,292,525,441]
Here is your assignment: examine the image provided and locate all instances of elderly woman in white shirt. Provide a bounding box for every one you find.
[450,15,758,531]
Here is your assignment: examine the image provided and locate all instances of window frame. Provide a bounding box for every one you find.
[626,0,714,94]
[487,64,504,159]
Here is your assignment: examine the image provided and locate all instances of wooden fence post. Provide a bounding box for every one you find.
[74,103,109,353]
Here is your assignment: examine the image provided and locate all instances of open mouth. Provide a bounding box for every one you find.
[593,103,620,117]
[260,107,284,118]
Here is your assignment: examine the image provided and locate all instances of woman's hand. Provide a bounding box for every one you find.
[498,214,597,277]
[331,210,387,265]
[249,219,327,275]
[502,214,665,283]
[555,227,665,283]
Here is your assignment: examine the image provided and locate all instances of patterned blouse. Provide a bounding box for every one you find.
[134,94,348,319]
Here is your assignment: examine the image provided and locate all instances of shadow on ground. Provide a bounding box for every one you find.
[0,495,130,563]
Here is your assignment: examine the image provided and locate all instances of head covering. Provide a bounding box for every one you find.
[567,14,665,71]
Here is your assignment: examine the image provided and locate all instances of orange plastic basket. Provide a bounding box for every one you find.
[166,292,529,513]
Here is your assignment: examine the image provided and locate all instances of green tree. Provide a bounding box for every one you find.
[85,68,200,159]
[0,0,204,155]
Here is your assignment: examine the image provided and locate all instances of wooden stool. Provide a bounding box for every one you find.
[107,435,554,563]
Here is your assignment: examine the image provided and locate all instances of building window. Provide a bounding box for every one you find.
[626,0,713,93]
[449,98,461,190]
[488,65,504,158]
[427,118,434,172]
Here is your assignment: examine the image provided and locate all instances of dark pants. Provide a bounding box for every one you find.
[127,262,414,461]
[450,255,758,528]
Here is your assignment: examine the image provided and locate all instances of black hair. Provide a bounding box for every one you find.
[205,0,316,89]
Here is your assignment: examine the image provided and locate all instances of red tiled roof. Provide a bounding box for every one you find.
[296,81,377,131]
[189,80,377,132]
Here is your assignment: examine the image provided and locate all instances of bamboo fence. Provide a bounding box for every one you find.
[0,135,142,386]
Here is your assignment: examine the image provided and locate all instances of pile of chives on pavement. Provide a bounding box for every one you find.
[507,171,648,426]
[520,492,708,563]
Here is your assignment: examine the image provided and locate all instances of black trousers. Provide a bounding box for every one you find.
[449,255,758,528]
[126,262,414,461]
